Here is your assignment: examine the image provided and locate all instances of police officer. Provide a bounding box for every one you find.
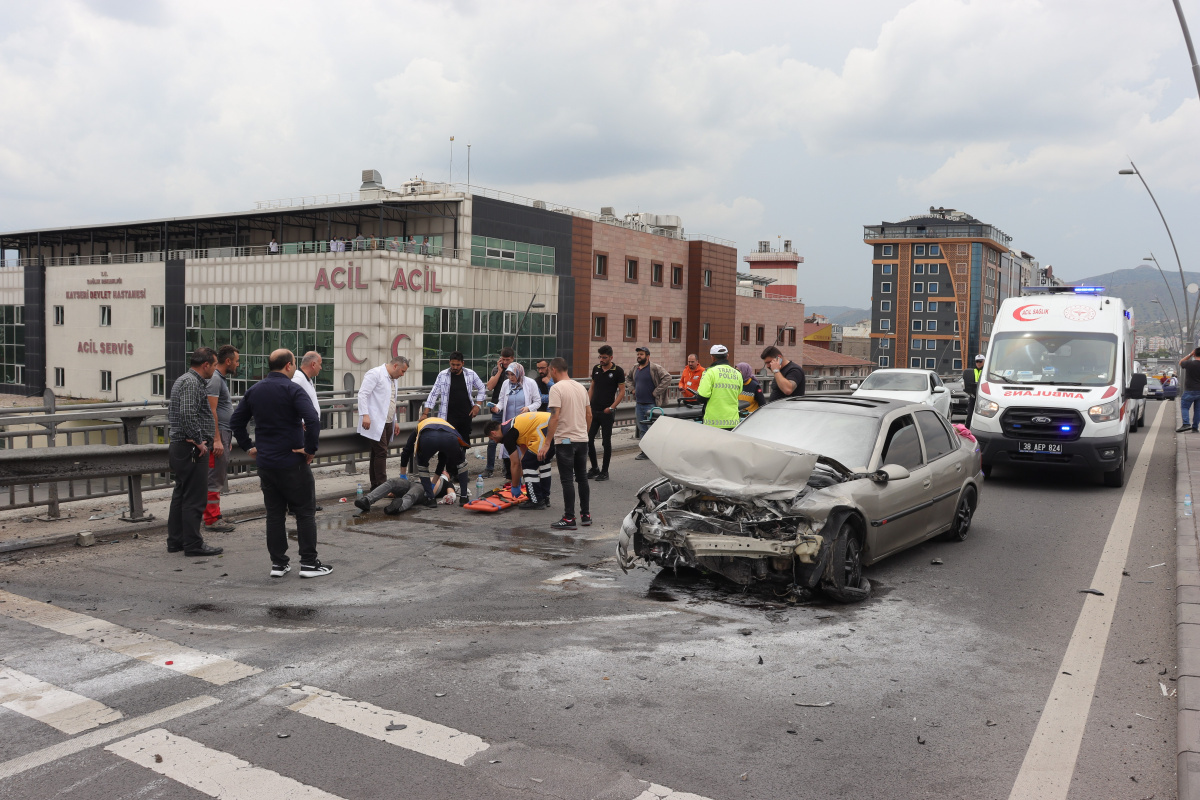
[963,354,984,427]
[696,345,743,430]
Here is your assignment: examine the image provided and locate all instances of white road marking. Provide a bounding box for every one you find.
[0,667,122,734]
[0,695,218,781]
[284,685,489,766]
[0,590,259,685]
[1008,402,1165,799]
[106,728,343,799]
[284,685,716,799]
[635,785,714,800]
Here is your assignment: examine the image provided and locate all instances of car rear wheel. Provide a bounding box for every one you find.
[943,486,977,542]
[822,520,870,603]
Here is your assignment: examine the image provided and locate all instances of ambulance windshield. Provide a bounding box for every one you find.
[987,331,1118,386]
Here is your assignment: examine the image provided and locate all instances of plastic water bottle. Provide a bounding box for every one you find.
[356,482,363,501]
[476,475,484,495]
[1187,494,1193,517]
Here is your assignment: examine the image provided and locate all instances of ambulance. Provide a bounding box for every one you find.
[971,287,1137,487]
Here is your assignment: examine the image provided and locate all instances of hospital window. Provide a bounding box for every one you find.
[914,245,925,256]
[880,300,891,312]
[910,357,921,368]
[925,358,936,370]
[913,301,923,312]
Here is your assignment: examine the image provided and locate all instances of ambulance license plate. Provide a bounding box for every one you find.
[1019,442,1062,454]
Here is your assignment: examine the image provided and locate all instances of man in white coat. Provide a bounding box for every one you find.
[292,351,323,416]
[358,356,409,489]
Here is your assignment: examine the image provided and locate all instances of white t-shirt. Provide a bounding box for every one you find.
[291,369,320,416]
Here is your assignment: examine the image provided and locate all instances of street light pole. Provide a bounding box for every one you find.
[1119,162,1195,344]
[1144,253,1186,347]
[1173,0,1200,103]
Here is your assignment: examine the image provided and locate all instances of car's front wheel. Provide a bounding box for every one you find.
[822,520,870,603]
[943,486,977,542]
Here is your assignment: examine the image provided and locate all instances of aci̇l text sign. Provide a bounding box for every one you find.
[314,262,443,293]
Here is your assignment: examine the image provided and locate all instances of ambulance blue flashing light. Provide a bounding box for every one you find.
[1072,286,1104,294]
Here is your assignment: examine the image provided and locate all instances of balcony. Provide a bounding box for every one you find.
[863,224,1012,248]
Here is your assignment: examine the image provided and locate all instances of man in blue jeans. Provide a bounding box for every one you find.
[1178,348,1200,432]
[231,348,329,579]
[626,346,671,461]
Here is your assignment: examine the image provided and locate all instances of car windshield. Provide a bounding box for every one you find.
[858,371,927,392]
[987,331,1118,386]
[734,404,881,469]
[1147,378,1163,388]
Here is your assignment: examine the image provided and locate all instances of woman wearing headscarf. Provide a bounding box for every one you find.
[736,362,766,416]
[490,362,542,469]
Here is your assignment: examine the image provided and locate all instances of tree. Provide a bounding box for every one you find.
[1155,348,1170,358]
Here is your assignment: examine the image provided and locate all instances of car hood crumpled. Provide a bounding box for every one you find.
[638,416,818,501]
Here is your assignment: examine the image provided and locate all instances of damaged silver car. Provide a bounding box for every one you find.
[618,397,982,602]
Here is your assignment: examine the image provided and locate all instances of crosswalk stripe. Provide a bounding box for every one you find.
[283,684,716,799]
[107,728,343,799]
[0,589,259,685]
[0,667,122,734]
[0,696,219,781]
[284,685,489,766]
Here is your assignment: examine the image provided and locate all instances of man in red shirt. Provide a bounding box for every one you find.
[678,353,705,407]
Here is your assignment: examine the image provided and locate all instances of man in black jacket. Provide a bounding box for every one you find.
[231,349,326,579]
[963,354,985,428]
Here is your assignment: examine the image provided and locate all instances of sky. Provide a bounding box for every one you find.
[2,0,1200,309]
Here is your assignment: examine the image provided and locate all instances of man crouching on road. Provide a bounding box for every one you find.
[231,349,329,579]
[411,416,472,507]
[485,411,553,510]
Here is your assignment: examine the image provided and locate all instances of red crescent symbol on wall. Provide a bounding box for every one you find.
[346,332,366,364]
[391,333,411,359]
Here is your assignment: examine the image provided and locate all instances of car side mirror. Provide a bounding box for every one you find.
[876,464,911,482]
[849,383,860,390]
[932,386,947,394]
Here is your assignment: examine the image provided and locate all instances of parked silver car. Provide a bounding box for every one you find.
[618,397,983,602]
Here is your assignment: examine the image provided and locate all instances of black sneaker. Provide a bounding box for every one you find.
[581,513,592,527]
[270,563,291,578]
[1179,425,1192,432]
[635,453,649,461]
[480,469,494,479]
[184,543,223,556]
[551,516,577,531]
[519,497,542,510]
[586,467,599,478]
[299,561,333,579]
[354,497,371,513]
[458,494,470,507]
[595,472,610,482]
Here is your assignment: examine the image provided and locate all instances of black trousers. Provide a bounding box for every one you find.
[587,410,615,472]
[555,442,590,519]
[259,463,318,565]
[367,424,394,489]
[446,413,474,446]
[964,393,976,429]
[167,440,208,551]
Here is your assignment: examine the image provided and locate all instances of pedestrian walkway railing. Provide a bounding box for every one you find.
[2,240,465,268]
[0,375,836,518]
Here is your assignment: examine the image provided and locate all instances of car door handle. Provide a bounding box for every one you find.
[922,478,931,489]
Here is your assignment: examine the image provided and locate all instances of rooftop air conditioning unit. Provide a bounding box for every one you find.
[533,200,547,209]
[600,206,615,217]
[758,241,770,253]
[361,170,384,190]
[783,239,792,252]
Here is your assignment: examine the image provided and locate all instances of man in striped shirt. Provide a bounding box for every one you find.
[167,348,224,557]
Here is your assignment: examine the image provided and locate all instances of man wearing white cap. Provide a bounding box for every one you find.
[696,345,743,430]
[963,354,985,427]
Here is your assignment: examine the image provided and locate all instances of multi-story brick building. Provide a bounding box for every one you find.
[864,208,1022,376]
[0,172,744,400]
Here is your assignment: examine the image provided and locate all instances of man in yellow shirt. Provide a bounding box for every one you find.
[485,411,554,510]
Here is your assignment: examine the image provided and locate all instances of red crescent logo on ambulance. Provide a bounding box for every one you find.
[1013,304,1049,322]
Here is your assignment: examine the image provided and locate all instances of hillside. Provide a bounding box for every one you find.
[1070,265,1200,339]
[805,305,871,326]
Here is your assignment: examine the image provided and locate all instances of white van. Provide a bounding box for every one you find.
[971,287,1137,487]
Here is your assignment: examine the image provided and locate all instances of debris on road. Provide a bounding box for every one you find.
[1148,562,1166,569]
[1078,589,1104,596]
[385,723,407,731]
[786,729,797,734]
[739,628,753,636]
[1160,683,1170,696]
[986,720,997,727]
[1134,658,1148,664]
[277,733,289,738]
[1123,570,1130,576]
[930,558,943,566]
[154,754,163,763]
[564,703,574,709]
[434,692,446,697]
[758,656,764,665]
[795,701,834,707]
[917,736,926,745]
[1135,713,1157,721]
[740,773,748,781]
